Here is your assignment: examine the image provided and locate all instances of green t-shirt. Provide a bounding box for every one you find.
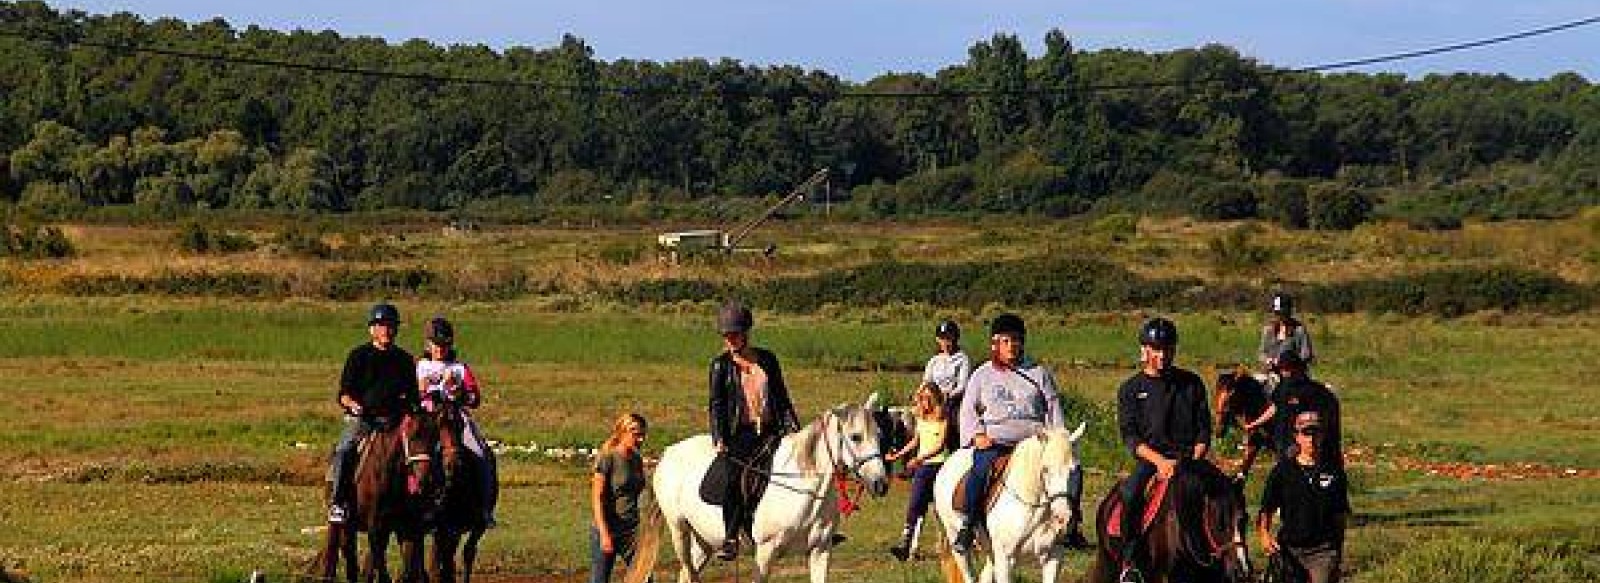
[594,449,645,528]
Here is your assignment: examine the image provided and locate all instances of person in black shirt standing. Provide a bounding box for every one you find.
[1258,411,1350,583]
[327,302,419,524]
[1115,317,1212,583]
[707,301,801,560]
[1269,349,1343,467]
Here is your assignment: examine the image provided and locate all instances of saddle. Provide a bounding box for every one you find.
[1105,475,1171,538]
[951,452,1012,514]
[699,450,771,507]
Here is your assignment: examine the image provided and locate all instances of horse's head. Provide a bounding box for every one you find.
[826,393,891,497]
[1030,422,1088,530]
[873,405,917,458]
[400,412,443,501]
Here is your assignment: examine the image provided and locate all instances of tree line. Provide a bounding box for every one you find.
[1,0,1596,225]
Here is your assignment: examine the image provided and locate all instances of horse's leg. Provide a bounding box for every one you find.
[806,545,831,583]
[431,529,457,583]
[1039,554,1062,583]
[365,528,388,583]
[665,518,699,583]
[752,540,780,583]
[462,528,484,583]
[340,526,359,583]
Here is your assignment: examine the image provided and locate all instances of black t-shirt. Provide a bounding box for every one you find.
[338,343,418,418]
[1260,459,1351,547]
[1117,368,1213,458]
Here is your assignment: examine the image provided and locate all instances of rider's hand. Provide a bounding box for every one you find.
[1155,457,1178,480]
[1259,532,1279,555]
[973,434,994,450]
[906,458,922,471]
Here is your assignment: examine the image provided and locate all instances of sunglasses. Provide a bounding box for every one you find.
[1296,428,1322,437]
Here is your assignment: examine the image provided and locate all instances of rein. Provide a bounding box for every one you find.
[720,413,880,508]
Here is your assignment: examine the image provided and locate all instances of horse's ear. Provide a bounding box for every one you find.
[1068,422,1087,442]
[864,391,881,410]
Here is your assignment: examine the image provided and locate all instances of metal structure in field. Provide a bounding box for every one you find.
[656,168,830,262]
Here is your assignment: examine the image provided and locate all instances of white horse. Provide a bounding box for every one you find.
[933,423,1088,583]
[645,393,892,583]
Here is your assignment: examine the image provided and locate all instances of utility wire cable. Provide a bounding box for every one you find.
[0,14,1594,98]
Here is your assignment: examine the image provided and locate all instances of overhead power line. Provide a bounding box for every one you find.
[0,14,1595,99]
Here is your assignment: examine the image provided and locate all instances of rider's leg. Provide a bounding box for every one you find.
[462,418,499,524]
[1119,460,1157,577]
[956,446,1001,552]
[328,417,367,520]
[718,424,758,559]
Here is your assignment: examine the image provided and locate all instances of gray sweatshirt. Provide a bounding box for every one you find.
[958,358,1065,447]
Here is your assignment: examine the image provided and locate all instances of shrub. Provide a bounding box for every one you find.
[1256,180,1309,229]
[1091,213,1139,242]
[1306,183,1372,230]
[174,221,257,254]
[18,182,85,218]
[1188,181,1257,220]
[1206,225,1277,275]
[323,267,436,300]
[2,223,75,259]
[59,271,287,298]
[270,225,332,258]
[1308,266,1591,317]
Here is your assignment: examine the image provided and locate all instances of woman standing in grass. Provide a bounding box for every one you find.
[590,412,649,583]
[416,315,498,525]
[885,381,948,561]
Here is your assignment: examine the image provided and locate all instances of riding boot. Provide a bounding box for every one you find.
[952,517,976,554]
[888,521,915,561]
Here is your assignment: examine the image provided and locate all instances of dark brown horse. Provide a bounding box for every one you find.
[1214,366,1276,480]
[424,400,496,583]
[1088,459,1252,583]
[312,415,440,583]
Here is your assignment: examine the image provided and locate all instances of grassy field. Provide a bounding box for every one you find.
[0,293,1595,582]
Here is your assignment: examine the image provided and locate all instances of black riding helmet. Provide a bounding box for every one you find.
[1139,317,1178,348]
[424,315,454,345]
[368,302,400,325]
[1270,292,1294,317]
[935,318,961,340]
[989,313,1025,342]
[717,301,754,334]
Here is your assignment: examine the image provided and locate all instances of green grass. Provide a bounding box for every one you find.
[0,297,1595,580]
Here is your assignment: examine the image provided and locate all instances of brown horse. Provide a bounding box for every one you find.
[424,400,496,583]
[1088,459,1253,583]
[1214,366,1276,480]
[312,415,440,583]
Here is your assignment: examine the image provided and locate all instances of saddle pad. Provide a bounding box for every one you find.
[1106,476,1170,538]
[951,453,1012,514]
[699,452,734,505]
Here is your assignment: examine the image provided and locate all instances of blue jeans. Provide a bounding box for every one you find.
[328,416,382,506]
[905,463,942,527]
[1119,460,1159,561]
[964,445,1012,522]
[588,524,638,583]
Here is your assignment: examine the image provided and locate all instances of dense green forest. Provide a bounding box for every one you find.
[1,0,1596,225]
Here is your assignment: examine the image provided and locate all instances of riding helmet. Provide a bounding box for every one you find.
[1270,292,1295,317]
[368,302,401,325]
[424,316,454,345]
[935,318,961,340]
[1139,317,1179,347]
[717,301,754,334]
[989,313,1026,342]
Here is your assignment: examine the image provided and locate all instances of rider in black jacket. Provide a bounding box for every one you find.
[1115,318,1212,583]
[708,301,801,560]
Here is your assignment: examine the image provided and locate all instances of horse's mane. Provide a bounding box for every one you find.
[1004,428,1079,503]
[792,409,831,474]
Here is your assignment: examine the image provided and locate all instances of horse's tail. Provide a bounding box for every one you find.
[621,485,663,583]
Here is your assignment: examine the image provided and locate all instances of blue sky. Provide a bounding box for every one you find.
[57,1,1600,81]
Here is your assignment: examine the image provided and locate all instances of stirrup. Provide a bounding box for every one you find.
[716,538,739,560]
[328,504,348,524]
[1118,566,1145,583]
[952,525,975,554]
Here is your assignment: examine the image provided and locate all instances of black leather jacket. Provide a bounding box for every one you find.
[708,347,801,446]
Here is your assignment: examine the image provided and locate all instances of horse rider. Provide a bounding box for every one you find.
[1259,292,1315,374]
[417,315,498,525]
[924,318,972,455]
[708,301,801,561]
[1116,317,1213,583]
[1267,349,1343,468]
[953,313,1087,553]
[328,302,420,524]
